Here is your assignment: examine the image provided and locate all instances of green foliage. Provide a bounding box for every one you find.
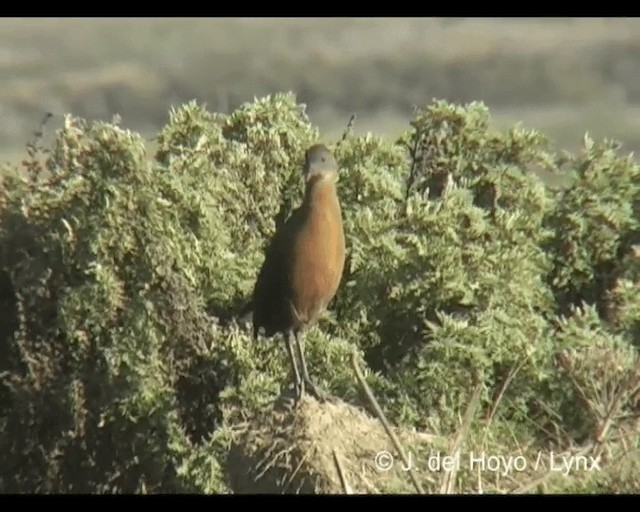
[545,135,640,321]
[542,304,640,443]
[1,92,638,493]
[332,102,559,433]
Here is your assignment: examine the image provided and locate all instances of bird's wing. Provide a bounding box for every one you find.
[250,207,305,335]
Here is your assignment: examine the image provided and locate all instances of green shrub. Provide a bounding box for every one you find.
[545,136,640,321]
[1,93,638,493]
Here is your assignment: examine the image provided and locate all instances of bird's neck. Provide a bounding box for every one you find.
[304,176,339,210]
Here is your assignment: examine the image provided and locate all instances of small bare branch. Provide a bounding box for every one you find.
[350,351,426,494]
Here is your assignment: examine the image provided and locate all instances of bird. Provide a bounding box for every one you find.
[244,143,346,405]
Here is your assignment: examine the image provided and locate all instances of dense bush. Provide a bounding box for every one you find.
[1,93,638,493]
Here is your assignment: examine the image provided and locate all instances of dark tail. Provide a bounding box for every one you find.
[238,300,253,320]
[237,300,255,333]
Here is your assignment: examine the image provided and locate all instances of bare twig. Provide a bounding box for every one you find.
[359,462,381,494]
[594,359,640,456]
[282,446,312,494]
[403,129,422,210]
[350,351,426,494]
[29,111,53,149]
[338,114,357,145]
[486,359,526,426]
[333,449,353,494]
[440,381,483,494]
[255,445,292,480]
[25,111,54,181]
[565,371,599,421]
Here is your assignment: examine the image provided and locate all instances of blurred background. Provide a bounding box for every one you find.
[1,17,640,164]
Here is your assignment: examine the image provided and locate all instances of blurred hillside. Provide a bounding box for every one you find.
[2,17,640,163]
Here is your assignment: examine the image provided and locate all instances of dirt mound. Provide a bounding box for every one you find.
[226,393,443,494]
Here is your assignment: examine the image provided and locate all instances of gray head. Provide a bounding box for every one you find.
[302,144,339,183]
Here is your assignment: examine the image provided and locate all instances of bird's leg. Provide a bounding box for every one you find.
[285,330,303,403]
[294,330,327,402]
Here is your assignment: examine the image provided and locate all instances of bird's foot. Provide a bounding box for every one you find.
[291,378,305,408]
[289,377,329,407]
[303,377,328,403]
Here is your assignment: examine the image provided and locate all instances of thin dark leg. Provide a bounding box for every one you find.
[285,330,303,403]
[294,330,326,402]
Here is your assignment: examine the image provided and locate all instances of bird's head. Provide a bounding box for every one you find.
[302,144,339,184]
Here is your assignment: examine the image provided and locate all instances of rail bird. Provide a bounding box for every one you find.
[246,143,346,404]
